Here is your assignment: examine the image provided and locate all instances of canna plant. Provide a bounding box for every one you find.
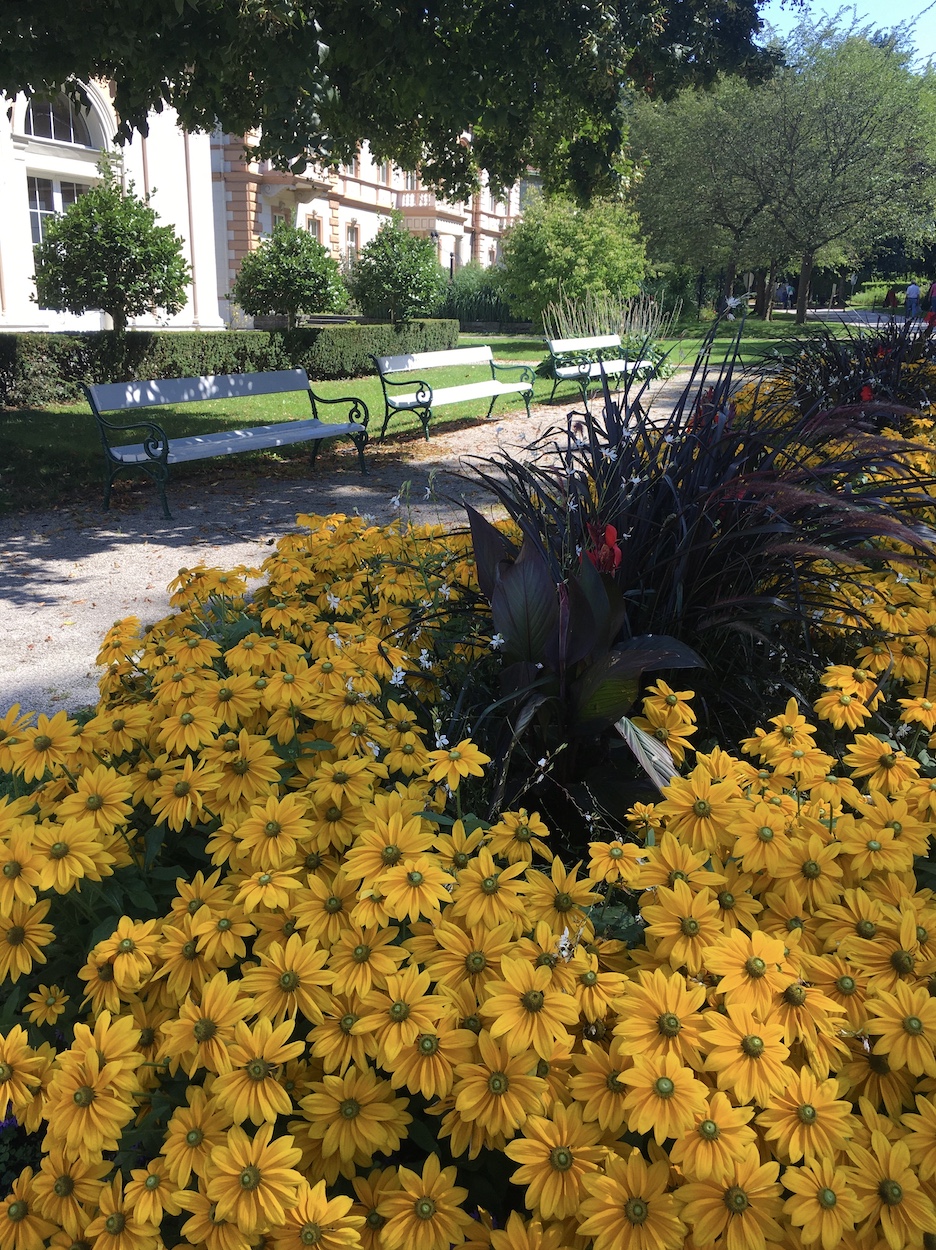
[465,332,936,825]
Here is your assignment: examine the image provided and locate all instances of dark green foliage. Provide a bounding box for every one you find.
[500,194,646,326]
[32,159,190,333]
[435,263,513,325]
[756,319,936,428]
[0,1,773,201]
[348,216,446,325]
[231,223,347,329]
[0,322,459,407]
[464,325,936,817]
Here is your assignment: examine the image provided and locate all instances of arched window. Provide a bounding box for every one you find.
[24,94,93,147]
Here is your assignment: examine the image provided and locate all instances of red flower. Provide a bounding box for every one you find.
[859,384,874,402]
[586,523,622,572]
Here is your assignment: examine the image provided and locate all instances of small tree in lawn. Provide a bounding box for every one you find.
[231,221,347,329]
[348,213,445,324]
[499,192,646,325]
[32,157,190,332]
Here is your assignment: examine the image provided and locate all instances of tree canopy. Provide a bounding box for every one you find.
[0,0,776,199]
[629,17,933,319]
[231,221,346,329]
[347,214,444,324]
[32,159,190,332]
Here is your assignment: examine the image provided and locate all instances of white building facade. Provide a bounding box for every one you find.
[0,83,224,331]
[0,85,519,332]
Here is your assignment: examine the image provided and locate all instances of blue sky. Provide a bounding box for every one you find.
[757,0,936,65]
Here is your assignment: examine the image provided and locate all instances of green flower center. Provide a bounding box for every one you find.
[407,871,424,886]
[193,1019,217,1042]
[554,892,574,912]
[381,845,401,864]
[521,990,545,1013]
[680,917,700,936]
[653,1076,675,1098]
[658,1013,681,1037]
[718,891,735,909]
[836,975,857,994]
[2,862,21,878]
[185,1129,204,1146]
[797,1103,817,1124]
[624,1197,649,1225]
[72,1085,95,1107]
[389,1001,410,1022]
[580,970,598,987]
[891,950,915,974]
[239,1166,261,1191]
[481,875,499,895]
[352,945,370,963]
[783,984,807,1006]
[324,896,343,913]
[801,860,821,879]
[144,1175,160,1191]
[488,1072,509,1095]
[279,971,300,991]
[724,1186,749,1214]
[299,1223,322,1245]
[757,826,774,842]
[466,951,486,973]
[246,1059,272,1081]
[340,1099,360,1119]
[878,1180,903,1207]
[698,1119,720,1141]
[104,1214,126,1235]
[693,800,711,817]
[741,1035,764,1058]
[549,1147,574,1172]
[745,957,767,979]
[818,1188,837,1209]
[418,1034,439,1056]
[415,1199,436,1220]
[903,1015,924,1036]
[53,1176,75,1197]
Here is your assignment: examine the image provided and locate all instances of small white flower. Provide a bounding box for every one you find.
[575,545,583,558]
[435,733,450,748]
[424,485,433,499]
[389,667,406,687]
[602,447,618,461]
[420,598,433,608]
[438,584,452,600]
[367,740,381,757]
[390,494,402,509]
[490,633,505,650]
[326,592,341,611]
[537,758,547,768]
[419,649,433,670]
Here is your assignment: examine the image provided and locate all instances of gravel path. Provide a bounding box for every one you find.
[0,370,697,715]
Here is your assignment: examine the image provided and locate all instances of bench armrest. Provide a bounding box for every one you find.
[96,416,170,461]
[492,361,536,385]
[308,391,370,428]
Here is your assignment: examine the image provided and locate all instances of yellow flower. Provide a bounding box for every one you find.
[842,734,920,794]
[124,1157,183,1226]
[377,1153,474,1250]
[504,1102,603,1220]
[781,1157,861,1250]
[702,928,796,1019]
[578,1152,685,1250]
[0,1026,43,1116]
[701,1003,791,1107]
[480,959,580,1060]
[0,899,54,983]
[425,738,491,791]
[32,817,114,893]
[413,920,514,997]
[379,854,454,924]
[641,879,721,974]
[654,766,739,855]
[522,859,600,934]
[356,966,447,1065]
[204,1122,303,1235]
[95,917,161,993]
[212,1017,305,1124]
[7,711,79,782]
[448,848,528,933]
[668,1090,757,1183]
[239,932,334,1025]
[676,1146,783,1250]
[847,1130,936,1250]
[298,1064,412,1163]
[0,832,42,912]
[452,1031,545,1137]
[235,794,314,870]
[162,1086,233,1187]
[149,755,221,831]
[158,970,255,1076]
[0,1169,59,1250]
[32,1147,110,1235]
[865,980,936,1077]
[486,809,551,864]
[294,869,357,944]
[568,1038,631,1133]
[351,1167,402,1250]
[620,1051,710,1144]
[44,1052,135,1157]
[270,1179,365,1250]
[388,1017,477,1101]
[755,1067,855,1163]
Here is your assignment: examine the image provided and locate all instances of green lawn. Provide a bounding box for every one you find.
[0,318,832,514]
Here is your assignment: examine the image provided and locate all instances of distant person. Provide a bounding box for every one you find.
[883,286,899,311]
[785,281,795,308]
[928,278,936,310]
[906,280,921,320]
[774,282,787,309]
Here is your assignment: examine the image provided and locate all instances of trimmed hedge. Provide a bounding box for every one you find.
[0,321,459,407]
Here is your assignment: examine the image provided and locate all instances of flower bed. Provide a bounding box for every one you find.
[1,503,936,1250]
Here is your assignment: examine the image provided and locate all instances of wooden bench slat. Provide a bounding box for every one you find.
[553,358,653,379]
[88,369,311,413]
[113,419,364,464]
[376,346,494,374]
[547,335,622,354]
[387,380,532,410]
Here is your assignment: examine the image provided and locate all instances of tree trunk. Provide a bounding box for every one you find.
[795,252,814,325]
[722,261,737,304]
[110,309,128,333]
[753,267,768,319]
[762,259,777,321]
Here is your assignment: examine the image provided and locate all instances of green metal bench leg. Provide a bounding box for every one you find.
[350,433,368,473]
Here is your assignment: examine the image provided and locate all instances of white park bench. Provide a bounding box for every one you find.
[544,334,654,403]
[372,345,535,440]
[85,368,368,520]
